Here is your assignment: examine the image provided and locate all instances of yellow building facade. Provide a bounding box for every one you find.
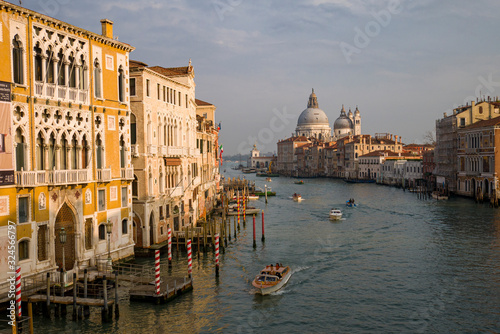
[0,2,135,292]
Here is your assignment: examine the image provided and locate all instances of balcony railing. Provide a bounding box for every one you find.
[121,167,134,180]
[79,90,88,103]
[167,147,183,156]
[35,82,43,95]
[97,168,112,182]
[58,86,67,99]
[15,169,92,187]
[160,146,168,156]
[46,83,56,98]
[168,186,183,197]
[147,145,157,156]
[69,88,78,101]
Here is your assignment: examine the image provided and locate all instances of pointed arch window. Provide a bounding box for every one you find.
[48,133,56,169]
[118,65,125,102]
[130,113,137,145]
[70,135,77,169]
[68,54,76,88]
[60,134,68,170]
[57,49,66,86]
[15,128,25,171]
[96,135,103,169]
[82,135,89,168]
[132,175,138,198]
[94,59,101,98]
[36,132,44,170]
[46,48,55,83]
[12,35,24,85]
[119,135,126,168]
[79,55,87,90]
[34,44,43,82]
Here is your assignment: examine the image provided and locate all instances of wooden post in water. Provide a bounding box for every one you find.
[168,227,172,268]
[261,210,265,242]
[187,239,193,278]
[265,184,268,204]
[72,273,77,321]
[83,269,90,317]
[253,214,256,248]
[114,271,119,318]
[233,215,237,239]
[28,302,34,334]
[102,275,108,321]
[203,220,207,252]
[45,272,51,318]
[228,214,232,241]
[197,226,200,258]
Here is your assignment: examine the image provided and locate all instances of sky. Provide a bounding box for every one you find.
[17,0,500,155]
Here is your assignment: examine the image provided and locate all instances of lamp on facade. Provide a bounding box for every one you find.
[105,219,113,267]
[59,227,67,272]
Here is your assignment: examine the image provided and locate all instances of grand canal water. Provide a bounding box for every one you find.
[32,162,500,333]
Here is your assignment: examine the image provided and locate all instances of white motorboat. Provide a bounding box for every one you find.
[329,208,342,220]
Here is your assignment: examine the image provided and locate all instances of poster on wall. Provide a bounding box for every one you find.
[0,81,14,185]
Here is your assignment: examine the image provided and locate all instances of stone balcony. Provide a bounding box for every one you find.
[120,167,134,180]
[34,81,88,104]
[15,168,92,187]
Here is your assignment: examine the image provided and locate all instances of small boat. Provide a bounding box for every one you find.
[329,208,342,220]
[266,177,272,182]
[227,207,261,216]
[346,199,357,207]
[232,195,259,201]
[292,193,303,202]
[431,191,448,200]
[252,263,291,295]
[294,180,304,184]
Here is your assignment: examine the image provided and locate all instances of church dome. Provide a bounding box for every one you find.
[334,105,353,130]
[297,89,329,126]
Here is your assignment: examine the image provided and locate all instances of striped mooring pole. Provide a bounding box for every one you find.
[16,266,21,319]
[187,239,192,277]
[237,191,240,227]
[155,250,161,295]
[167,227,172,267]
[215,233,220,277]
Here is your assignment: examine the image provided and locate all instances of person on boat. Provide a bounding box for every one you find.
[276,263,280,269]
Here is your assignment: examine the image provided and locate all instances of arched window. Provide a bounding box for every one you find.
[12,35,24,85]
[98,224,106,240]
[60,134,67,170]
[70,135,77,169]
[34,43,43,82]
[36,132,44,170]
[96,135,103,169]
[57,49,66,86]
[79,55,87,90]
[118,65,125,102]
[68,54,76,88]
[130,113,137,145]
[122,219,128,235]
[82,135,89,168]
[132,175,138,198]
[94,59,101,98]
[46,48,55,83]
[48,133,56,169]
[15,128,25,171]
[18,239,29,261]
[120,135,126,168]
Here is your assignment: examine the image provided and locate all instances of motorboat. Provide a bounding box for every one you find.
[252,263,291,295]
[266,177,272,182]
[227,207,261,216]
[431,191,448,200]
[292,193,303,202]
[329,208,342,220]
[232,195,260,201]
[294,180,304,184]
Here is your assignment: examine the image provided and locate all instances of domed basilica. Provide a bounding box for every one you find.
[295,89,361,141]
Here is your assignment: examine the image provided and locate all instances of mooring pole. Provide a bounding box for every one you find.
[253,214,257,248]
[261,210,265,242]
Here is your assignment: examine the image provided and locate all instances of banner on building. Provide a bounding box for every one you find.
[0,81,14,185]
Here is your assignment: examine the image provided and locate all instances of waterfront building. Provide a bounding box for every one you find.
[422,149,435,190]
[434,99,500,194]
[456,117,500,200]
[194,99,220,221]
[323,142,338,177]
[129,61,218,248]
[247,143,276,169]
[0,1,135,292]
[358,151,391,180]
[276,136,310,176]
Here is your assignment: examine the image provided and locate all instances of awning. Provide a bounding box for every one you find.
[164,157,182,166]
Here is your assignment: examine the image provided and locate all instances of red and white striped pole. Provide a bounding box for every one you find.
[15,266,21,319]
[155,250,160,295]
[167,227,172,267]
[187,239,192,277]
[243,190,246,219]
[215,233,220,277]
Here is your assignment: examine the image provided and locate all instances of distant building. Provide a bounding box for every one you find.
[247,143,275,169]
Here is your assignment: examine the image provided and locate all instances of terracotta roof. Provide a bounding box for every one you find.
[148,66,192,77]
[130,60,148,68]
[279,136,309,143]
[196,99,213,106]
[462,116,500,130]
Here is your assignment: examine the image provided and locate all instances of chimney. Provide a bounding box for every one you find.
[100,19,114,39]
[395,135,398,143]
